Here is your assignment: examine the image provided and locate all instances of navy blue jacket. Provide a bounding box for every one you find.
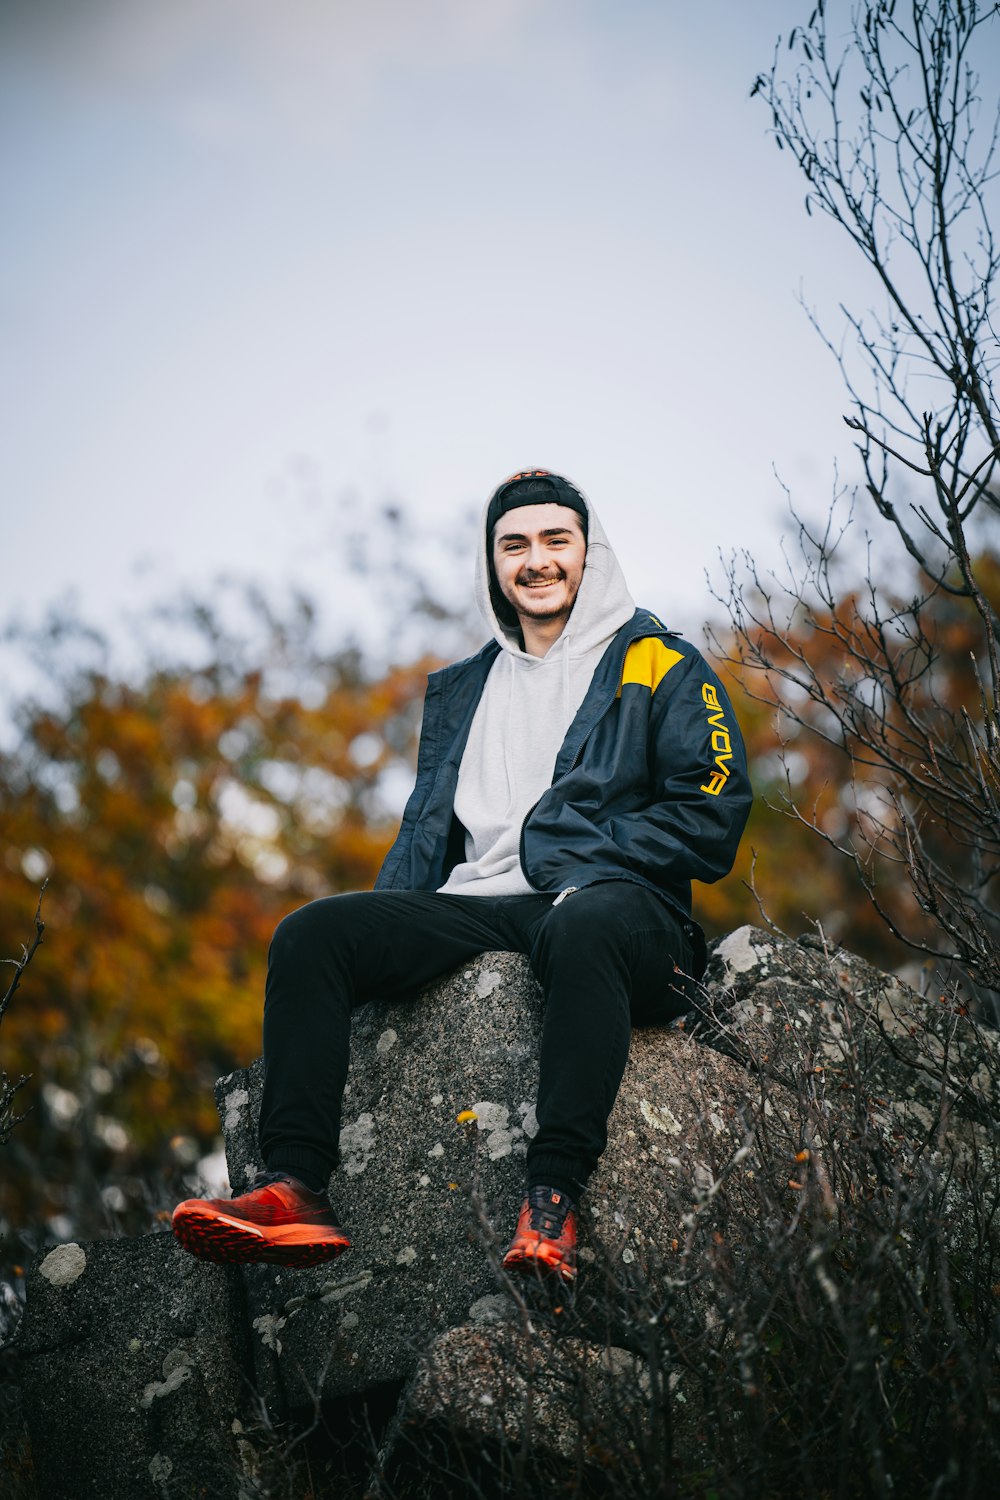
[375,609,752,976]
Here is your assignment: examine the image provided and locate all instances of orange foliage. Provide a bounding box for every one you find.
[0,641,433,1232]
[699,568,997,976]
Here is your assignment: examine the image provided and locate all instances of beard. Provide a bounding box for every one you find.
[511,573,575,619]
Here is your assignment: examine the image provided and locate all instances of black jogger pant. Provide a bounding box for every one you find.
[259,882,694,1201]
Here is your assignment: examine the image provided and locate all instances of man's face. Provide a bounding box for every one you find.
[491,502,587,628]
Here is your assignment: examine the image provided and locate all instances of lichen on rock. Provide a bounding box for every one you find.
[140,1348,194,1409]
[38,1243,86,1288]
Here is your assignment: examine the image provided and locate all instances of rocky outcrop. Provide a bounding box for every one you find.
[16,1234,249,1499]
[221,946,802,1419]
[701,926,1000,1149]
[9,926,998,1497]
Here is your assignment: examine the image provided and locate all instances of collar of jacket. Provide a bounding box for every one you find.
[429,607,678,773]
[553,608,679,776]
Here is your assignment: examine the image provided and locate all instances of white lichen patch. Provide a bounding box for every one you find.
[376,1028,398,1055]
[340,1310,360,1331]
[640,1099,683,1136]
[141,1348,194,1409]
[418,1173,430,1187]
[339,1112,376,1175]
[475,968,501,999]
[518,1100,538,1139]
[470,1099,527,1159]
[430,1093,444,1106]
[716,926,770,977]
[149,1454,173,1487]
[164,1347,192,1377]
[39,1242,87,1287]
[731,995,774,1029]
[875,991,916,1039]
[320,1269,373,1305]
[427,1141,445,1158]
[396,1245,417,1266]
[818,1004,851,1061]
[892,1098,936,1132]
[252,1313,286,1352]
[223,1087,250,1132]
[468,1293,513,1326]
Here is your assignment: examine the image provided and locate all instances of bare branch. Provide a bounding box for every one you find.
[0,884,44,1144]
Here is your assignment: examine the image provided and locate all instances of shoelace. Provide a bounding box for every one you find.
[251,1170,290,1186]
[526,1188,574,1237]
[249,1170,334,1209]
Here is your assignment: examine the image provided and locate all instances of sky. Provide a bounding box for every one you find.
[0,0,964,666]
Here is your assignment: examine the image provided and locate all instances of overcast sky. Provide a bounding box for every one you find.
[4,0,979,665]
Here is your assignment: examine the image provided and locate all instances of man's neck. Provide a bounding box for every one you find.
[519,616,569,658]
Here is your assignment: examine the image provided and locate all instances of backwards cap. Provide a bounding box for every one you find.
[486,469,589,540]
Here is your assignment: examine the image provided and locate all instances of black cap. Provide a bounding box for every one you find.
[486,469,589,540]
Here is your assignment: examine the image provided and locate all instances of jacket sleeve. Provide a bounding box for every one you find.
[373,672,442,891]
[608,651,752,886]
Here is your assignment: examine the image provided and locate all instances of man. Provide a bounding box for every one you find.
[173,469,752,1280]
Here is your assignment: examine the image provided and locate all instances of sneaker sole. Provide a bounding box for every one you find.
[172,1206,350,1268]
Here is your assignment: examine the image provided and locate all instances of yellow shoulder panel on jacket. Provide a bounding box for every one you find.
[618,638,685,696]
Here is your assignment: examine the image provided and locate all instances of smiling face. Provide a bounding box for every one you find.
[491,502,587,647]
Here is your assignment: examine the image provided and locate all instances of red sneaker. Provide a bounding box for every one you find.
[172,1171,350,1268]
[502,1185,578,1282]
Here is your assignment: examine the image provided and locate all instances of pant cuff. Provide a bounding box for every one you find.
[525,1153,589,1203]
[263,1146,334,1195]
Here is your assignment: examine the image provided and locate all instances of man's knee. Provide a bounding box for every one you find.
[269,892,365,964]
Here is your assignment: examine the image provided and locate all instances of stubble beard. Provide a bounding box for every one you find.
[511,573,576,624]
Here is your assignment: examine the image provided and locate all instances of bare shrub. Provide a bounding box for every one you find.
[0,889,43,1148]
[384,968,1000,1497]
[719,0,1000,1013]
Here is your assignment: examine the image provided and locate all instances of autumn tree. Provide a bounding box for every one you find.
[0,897,42,1148]
[697,609,924,963]
[0,583,447,1251]
[719,0,1000,1011]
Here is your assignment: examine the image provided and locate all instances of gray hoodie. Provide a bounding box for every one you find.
[438,484,636,896]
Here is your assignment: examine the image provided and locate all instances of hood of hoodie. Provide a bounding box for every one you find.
[475,475,636,663]
[436,478,636,897]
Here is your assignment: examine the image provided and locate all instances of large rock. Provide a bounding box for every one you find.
[382,1292,715,1494]
[17,1233,249,1499]
[0,1377,34,1500]
[388,1319,662,1491]
[220,950,805,1415]
[700,925,1000,1145]
[17,927,998,1494]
